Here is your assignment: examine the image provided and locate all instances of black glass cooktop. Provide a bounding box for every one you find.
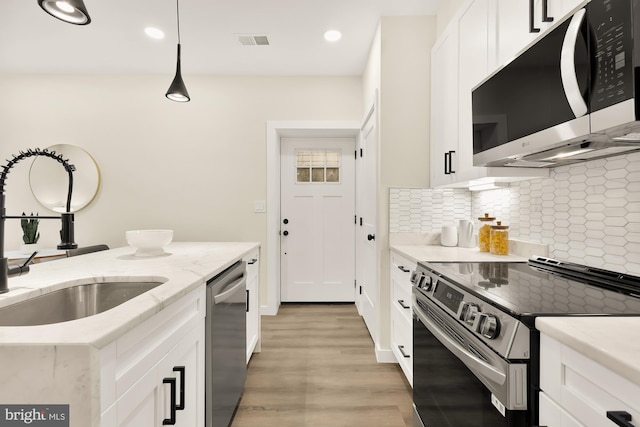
[420,257,640,320]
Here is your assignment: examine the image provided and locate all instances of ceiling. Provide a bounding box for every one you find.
[0,0,442,76]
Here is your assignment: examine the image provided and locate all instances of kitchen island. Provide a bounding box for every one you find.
[0,242,259,427]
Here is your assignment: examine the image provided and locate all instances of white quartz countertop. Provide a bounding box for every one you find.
[0,241,259,348]
[536,317,640,386]
[390,244,528,264]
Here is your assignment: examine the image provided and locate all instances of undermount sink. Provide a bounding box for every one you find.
[0,280,166,327]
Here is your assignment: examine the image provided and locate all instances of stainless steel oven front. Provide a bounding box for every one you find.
[412,281,530,427]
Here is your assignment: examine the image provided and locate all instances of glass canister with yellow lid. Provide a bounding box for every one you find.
[490,221,509,255]
[478,213,496,252]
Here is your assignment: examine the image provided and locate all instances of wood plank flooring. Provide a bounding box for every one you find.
[231,303,413,427]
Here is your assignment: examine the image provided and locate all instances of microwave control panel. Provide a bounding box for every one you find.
[590,0,634,112]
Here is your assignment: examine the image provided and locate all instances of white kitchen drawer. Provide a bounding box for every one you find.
[540,333,640,427]
[390,251,416,324]
[391,309,413,386]
[539,391,584,427]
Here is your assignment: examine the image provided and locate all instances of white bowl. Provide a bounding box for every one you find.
[126,229,173,256]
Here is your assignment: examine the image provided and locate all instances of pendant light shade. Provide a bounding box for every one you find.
[166,0,190,102]
[166,44,190,102]
[38,0,91,25]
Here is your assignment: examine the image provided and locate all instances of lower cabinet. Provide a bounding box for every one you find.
[100,286,206,427]
[389,250,416,386]
[245,249,261,363]
[539,333,640,427]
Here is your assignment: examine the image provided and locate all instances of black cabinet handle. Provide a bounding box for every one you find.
[247,258,257,265]
[246,289,250,313]
[173,366,185,411]
[448,151,455,173]
[398,265,411,273]
[282,230,289,236]
[162,378,177,425]
[398,299,410,309]
[542,0,553,22]
[607,411,635,427]
[445,151,456,174]
[367,234,375,241]
[398,345,411,358]
[530,0,541,32]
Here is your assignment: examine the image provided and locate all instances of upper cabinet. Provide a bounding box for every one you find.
[496,0,586,66]
[430,27,459,187]
[430,0,550,188]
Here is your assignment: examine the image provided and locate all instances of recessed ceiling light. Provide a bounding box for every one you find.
[324,30,342,42]
[144,27,165,40]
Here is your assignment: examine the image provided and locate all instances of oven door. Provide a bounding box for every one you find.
[412,290,528,427]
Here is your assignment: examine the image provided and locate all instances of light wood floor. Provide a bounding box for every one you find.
[231,303,413,427]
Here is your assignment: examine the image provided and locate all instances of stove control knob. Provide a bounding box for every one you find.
[410,271,422,286]
[479,314,500,339]
[421,274,434,291]
[460,302,480,325]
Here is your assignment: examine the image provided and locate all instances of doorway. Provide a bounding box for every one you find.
[265,121,361,315]
[280,137,356,302]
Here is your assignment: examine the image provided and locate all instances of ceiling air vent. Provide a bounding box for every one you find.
[238,35,270,46]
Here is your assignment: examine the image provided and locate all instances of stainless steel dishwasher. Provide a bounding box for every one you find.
[205,260,247,427]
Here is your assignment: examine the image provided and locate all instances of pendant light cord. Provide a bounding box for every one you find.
[176,0,181,44]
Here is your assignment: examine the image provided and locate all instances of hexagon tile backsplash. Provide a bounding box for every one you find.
[390,151,640,275]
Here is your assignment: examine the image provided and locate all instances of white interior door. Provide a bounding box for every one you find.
[280,137,356,302]
[356,104,378,337]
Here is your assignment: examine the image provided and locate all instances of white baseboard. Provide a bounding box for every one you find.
[375,345,398,363]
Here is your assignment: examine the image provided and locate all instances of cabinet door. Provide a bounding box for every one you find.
[496,0,569,66]
[163,323,205,427]
[457,0,492,182]
[430,24,459,188]
[116,323,204,427]
[245,251,260,362]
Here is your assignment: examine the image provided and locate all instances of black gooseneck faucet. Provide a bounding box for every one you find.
[0,148,78,294]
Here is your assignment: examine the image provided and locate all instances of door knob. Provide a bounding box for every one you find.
[283,231,289,236]
[283,218,289,224]
[367,234,375,241]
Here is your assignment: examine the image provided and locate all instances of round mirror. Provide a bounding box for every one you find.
[29,144,100,212]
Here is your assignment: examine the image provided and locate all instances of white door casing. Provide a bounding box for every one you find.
[280,137,356,302]
[356,102,378,338]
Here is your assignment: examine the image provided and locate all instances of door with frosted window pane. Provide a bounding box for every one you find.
[280,137,355,302]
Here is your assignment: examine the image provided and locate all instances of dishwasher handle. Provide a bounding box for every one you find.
[213,275,247,304]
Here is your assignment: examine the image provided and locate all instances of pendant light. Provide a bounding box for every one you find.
[38,0,91,25]
[165,0,190,102]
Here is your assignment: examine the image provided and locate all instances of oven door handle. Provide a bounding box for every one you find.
[415,307,507,386]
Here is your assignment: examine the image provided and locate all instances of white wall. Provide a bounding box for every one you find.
[0,74,363,299]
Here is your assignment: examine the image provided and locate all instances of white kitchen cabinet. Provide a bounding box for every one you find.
[539,333,640,427]
[430,0,549,189]
[389,250,416,385]
[496,0,585,67]
[244,249,261,363]
[430,21,459,188]
[100,286,206,427]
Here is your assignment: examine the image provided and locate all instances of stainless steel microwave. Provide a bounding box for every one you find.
[472,0,640,168]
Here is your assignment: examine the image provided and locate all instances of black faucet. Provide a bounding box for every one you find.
[0,148,78,294]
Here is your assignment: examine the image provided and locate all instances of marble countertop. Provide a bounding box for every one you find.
[390,244,529,264]
[536,317,640,386]
[0,241,259,348]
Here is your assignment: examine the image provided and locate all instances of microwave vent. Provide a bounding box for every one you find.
[612,133,640,142]
[505,160,555,168]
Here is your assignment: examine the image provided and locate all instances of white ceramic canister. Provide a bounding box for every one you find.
[441,226,458,247]
[458,220,475,248]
